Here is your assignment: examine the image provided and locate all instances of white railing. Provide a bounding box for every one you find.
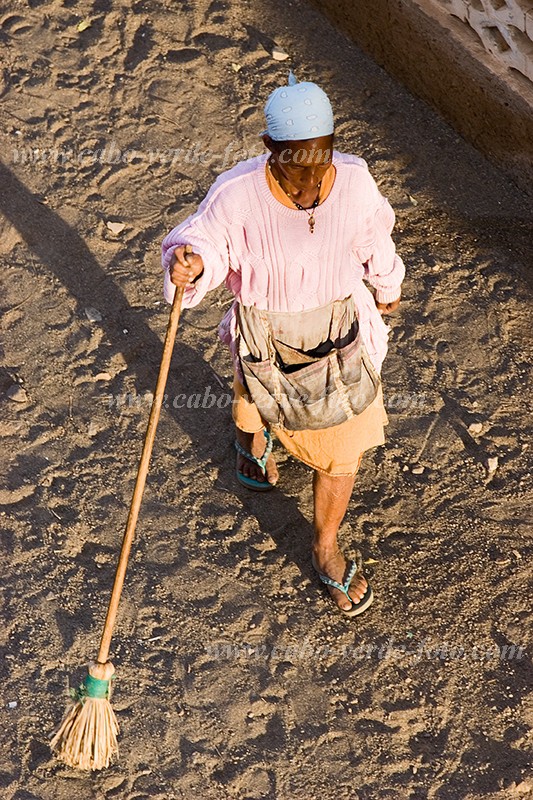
[436,0,533,84]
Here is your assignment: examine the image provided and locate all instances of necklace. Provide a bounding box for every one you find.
[268,161,321,234]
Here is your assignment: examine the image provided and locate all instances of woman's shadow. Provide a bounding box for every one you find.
[0,160,315,572]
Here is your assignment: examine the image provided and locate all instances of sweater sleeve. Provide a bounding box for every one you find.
[161,178,231,308]
[363,188,405,305]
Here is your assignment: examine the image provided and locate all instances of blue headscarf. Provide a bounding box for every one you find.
[263,71,334,142]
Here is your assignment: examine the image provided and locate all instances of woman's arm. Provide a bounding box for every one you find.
[363,194,405,312]
[161,175,233,307]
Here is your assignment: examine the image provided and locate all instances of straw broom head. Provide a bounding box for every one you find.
[50,661,119,770]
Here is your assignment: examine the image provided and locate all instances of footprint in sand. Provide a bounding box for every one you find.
[193,31,236,51]
[233,765,276,798]
[204,0,228,24]
[124,22,153,71]
[55,72,97,90]
[1,14,34,35]
[165,48,203,63]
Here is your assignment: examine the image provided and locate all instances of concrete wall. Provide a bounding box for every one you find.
[308,0,533,194]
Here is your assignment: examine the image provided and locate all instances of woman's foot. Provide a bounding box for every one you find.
[235,427,279,486]
[312,547,368,612]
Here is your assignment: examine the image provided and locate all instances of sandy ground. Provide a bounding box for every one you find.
[1,0,532,798]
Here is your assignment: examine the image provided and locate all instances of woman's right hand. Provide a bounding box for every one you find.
[169,246,204,288]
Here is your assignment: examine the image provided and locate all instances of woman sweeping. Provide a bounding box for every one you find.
[162,72,404,617]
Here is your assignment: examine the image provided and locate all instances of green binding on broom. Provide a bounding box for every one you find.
[72,674,112,702]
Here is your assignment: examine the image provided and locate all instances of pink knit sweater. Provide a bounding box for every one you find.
[162,152,405,372]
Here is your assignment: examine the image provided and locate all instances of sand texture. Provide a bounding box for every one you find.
[0,0,532,798]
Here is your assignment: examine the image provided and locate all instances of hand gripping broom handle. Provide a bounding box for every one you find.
[96,260,189,665]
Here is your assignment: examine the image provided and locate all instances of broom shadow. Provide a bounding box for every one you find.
[0,160,315,568]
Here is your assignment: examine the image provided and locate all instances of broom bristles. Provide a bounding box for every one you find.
[50,697,119,770]
[51,661,119,771]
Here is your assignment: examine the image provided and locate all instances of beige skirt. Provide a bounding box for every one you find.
[233,375,388,476]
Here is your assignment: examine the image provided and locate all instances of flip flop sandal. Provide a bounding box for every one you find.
[234,429,275,492]
[312,551,374,617]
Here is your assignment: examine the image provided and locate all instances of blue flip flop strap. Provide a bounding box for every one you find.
[317,559,358,598]
[234,430,272,473]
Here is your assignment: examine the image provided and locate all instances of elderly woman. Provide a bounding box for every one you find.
[162,73,404,617]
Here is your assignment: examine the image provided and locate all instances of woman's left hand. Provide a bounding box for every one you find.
[375,295,401,315]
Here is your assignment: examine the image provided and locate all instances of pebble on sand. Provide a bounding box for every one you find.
[469,422,483,435]
[106,221,126,235]
[84,306,103,322]
[487,456,499,475]
[272,46,289,61]
[88,421,99,437]
[7,384,28,403]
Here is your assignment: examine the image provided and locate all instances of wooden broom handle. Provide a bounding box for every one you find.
[97,254,190,664]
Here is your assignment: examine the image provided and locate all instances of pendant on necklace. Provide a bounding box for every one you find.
[268,162,320,234]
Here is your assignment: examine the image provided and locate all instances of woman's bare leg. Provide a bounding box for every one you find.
[312,471,368,611]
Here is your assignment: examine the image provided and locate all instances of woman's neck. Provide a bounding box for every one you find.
[268,159,321,209]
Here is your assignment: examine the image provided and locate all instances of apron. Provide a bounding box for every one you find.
[236,296,381,431]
